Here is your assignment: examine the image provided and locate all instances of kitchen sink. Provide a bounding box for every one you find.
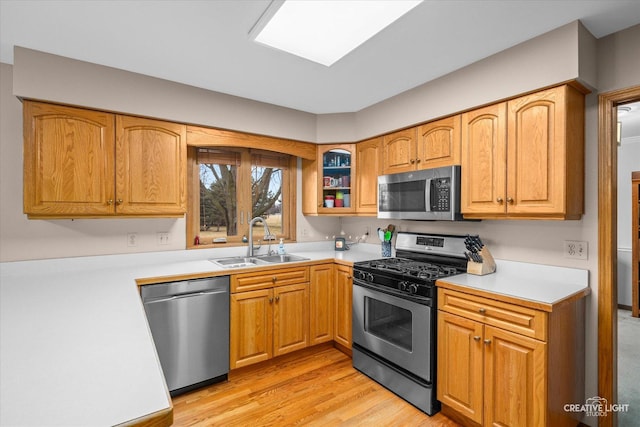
[210,254,309,268]
[209,257,270,268]
[255,254,309,264]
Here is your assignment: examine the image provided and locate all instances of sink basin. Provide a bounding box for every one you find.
[255,254,310,263]
[209,256,270,268]
[210,254,309,268]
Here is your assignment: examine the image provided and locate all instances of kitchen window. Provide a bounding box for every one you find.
[187,147,296,248]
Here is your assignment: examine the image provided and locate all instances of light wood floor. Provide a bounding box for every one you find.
[172,344,460,426]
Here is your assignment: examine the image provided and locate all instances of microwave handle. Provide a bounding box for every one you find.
[425,178,432,212]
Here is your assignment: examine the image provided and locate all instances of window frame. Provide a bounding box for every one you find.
[186,146,297,249]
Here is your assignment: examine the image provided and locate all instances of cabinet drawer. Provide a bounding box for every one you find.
[438,288,547,340]
[232,267,309,293]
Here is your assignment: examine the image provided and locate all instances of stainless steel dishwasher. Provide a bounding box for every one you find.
[141,276,229,396]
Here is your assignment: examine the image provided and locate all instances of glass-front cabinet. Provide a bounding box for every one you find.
[317,144,356,214]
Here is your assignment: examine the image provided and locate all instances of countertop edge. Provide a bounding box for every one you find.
[436,279,591,312]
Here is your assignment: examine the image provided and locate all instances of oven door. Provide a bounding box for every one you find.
[352,280,432,382]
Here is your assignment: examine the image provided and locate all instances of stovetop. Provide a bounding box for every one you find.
[353,232,469,300]
[358,257,463,281]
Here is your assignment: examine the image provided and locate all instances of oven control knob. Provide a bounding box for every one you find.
[366,272,374,282]
[408,284,419,294]
[398,281,408,291]
[356,270,366,280]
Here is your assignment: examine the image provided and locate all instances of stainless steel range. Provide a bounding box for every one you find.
[352,232,468,415]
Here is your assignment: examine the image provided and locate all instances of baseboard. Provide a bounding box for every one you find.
[618,304,632,310]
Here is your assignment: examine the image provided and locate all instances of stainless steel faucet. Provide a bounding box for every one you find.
[247,216,271,257]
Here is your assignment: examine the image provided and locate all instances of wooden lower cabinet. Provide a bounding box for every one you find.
[334,264,353,350]
[230,267,310,369]
[437,287,585,427]
[230,289,273,368]
[273,284,309,356]
[309,264,334,345]
[231,263,353,369]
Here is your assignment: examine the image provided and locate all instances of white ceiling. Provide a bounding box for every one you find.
[1,0,640,114]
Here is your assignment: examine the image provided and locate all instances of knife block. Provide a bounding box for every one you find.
[466,247,497,275]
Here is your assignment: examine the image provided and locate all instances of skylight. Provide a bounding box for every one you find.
[250,0,423,67]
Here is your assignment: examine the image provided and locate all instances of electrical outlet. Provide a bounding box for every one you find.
[302,228,309,237]
[127,232,138,247]
[157,232,170,245]
[564,240,588,260]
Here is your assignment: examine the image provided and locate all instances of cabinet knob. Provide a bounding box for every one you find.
[506,197,514,204]
[269,297,273,303]
[116,199,123,205]
[107,199,114,206]
[483,339,492,345]
[496,197,504,204]
[347,276,352,280]
[416,158,421,164]
[410,159,416,164]
[473,336,481,341]
[478,308,486,314]
[275,296,280,302]
[272,276,277,283]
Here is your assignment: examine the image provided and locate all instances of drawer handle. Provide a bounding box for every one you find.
[483,339,491,345]
[473,336,481,342]
[478,308,486,314]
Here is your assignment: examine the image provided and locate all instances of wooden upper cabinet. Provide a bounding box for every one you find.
[355,137,381,215]
[461,103,508,216]
[23,101,187,218]
[417,115,461,168]
[23,101,116,216]
[506,86,584,218]
[382,128,417,174]
[115,116,186,215]
[462,85,585,220]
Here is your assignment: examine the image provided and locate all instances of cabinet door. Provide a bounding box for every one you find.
[484,325,546,427]
[382,128,417,174]
[273,283,309,357]
[115,115,186,215]
[461,103,507,217]
[334,264,353,350]
[317,144,356,214]
[507,86,574,217]
[417,115,461,168]
[355,137,381,215]
[437,311,484,424]
[309,264,334,345]
[23,101,116,216]
[230,289,273,369]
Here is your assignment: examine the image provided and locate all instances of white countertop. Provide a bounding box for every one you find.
[437,259,590,306]
[0,242,379,427]
[0,242,589,425]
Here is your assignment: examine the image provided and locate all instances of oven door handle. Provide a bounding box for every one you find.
[352,278,434,307]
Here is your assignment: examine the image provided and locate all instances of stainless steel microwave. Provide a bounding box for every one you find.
[378,165,463,221]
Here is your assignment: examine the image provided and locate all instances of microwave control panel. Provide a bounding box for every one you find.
[430,178,451,212]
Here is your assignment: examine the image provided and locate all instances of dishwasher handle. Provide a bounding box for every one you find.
[144,288,228,304]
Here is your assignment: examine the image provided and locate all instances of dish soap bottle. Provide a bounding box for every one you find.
[278,238,286,255]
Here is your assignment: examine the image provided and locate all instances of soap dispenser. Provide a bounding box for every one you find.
[278,238,286,255]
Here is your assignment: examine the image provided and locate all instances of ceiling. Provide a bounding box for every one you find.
[1,1,640,114]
